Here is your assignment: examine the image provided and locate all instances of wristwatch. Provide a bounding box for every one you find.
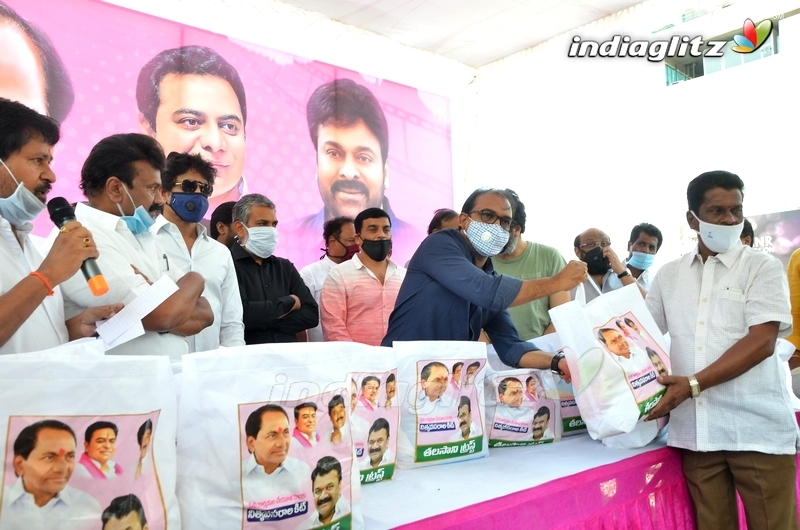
[551,352,565,376]
[688,375,701,398]
[617,270,630,279]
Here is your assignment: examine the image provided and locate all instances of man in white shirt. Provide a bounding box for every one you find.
[0,99,119,356]
[152,152,244,352]
[621,223,662,293]
[75,421,122,479]
[413,362,457,417]
[298,456,350,529]
[1,420,101,530]
[645,170,799,530]
[360,418,393,470]
[326,394,349,445]
[573,228,645,302]
[242,405,311,511]
[597,328,657,380]
[449,396,480,442]
[494,377,534,426]
[299,216,357,342]
[359,375,380,411]
[529,406,554,442]
[60,133,213,360]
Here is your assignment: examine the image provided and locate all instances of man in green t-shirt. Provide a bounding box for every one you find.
[494,189,569,340]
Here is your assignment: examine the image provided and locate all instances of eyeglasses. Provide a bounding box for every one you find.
[579,240,611,250]
[174,179,213,197]
[467,209,514,231]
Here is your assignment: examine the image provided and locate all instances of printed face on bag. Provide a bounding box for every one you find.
[526,376,539,398]
[85,426,117,467]
[247,409,291,471]
[295,406,317,438]
[498,378,524,408]
[420,363,449,402]
[103,509,148,530]
[532,410,550,441]
[368,427,389,467]
[13,427,76,501]
[361,377,380,407]
[648,351,669,377]
[386,379,396,401]
[465,362,479,386]
[329,402,346,431]
[599,329,630,358]
[312,468,342,523]
[350,380,358,413]
[457,403,472,439]
[451,363,463,388]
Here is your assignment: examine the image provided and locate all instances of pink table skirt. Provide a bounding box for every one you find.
[397,446,800,529]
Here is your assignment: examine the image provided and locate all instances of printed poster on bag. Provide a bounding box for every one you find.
[238,389,354,530]
[488,372,561,447]
[350,371,398,485]
[592,311,670,417]
[0,411,164,530]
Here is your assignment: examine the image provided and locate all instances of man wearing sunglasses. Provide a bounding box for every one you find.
[60,134,213,359]
[573,228,645,303]
[152,152,245,352]
[382,188,587,374]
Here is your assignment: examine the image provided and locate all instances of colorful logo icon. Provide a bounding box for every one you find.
[731,18,773,53]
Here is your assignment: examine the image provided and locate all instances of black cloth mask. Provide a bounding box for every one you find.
[582,246,610,275]
[361,239,392,261]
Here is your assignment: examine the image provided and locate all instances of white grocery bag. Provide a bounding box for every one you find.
[484,351,561,448]
[177,343,363,530]
[393,341,488,469]
[523,334,588,437]
[348,346,400,484]
[0,342,179,530]
[549,284,670,444]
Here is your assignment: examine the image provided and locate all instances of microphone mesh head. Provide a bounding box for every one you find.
[47,197,75,226]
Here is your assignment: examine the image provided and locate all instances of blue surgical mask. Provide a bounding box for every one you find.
[465,219,509,257]
[628,251,655,270]
[169,192,208,223]
[116,185,154,235]
[0,159,46,225]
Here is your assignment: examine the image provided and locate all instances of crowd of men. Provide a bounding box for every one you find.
[2,74,800,529]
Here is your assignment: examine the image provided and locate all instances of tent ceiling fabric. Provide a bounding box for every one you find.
[276,0,647,67]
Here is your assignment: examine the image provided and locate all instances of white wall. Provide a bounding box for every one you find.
[470,0,800,267]
[103,0,478,207]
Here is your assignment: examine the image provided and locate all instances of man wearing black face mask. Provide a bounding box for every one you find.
[320,207,406,345]
[573,228,644,303]
[152,152,244,351]
[300,216,358,342]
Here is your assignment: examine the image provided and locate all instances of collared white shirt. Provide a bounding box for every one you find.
[579,270,624,303]
[0,477,101,530]
[296,495,349,530]
[647,243,798,454]
[0,216,67,355]
[320,254,406,345]
[528,427,555,442]
[299,255,337,342]
[359,447,394,470]
[493,403,535,425]
[60,204,190,360]
[73,456,120,479]
[448,421,480,442]
[241,453,311,508]
[622,258,652,291]
[324,424,350,445]
[152,215,244,351]
[612,345,656,379]
[413,391,457,418]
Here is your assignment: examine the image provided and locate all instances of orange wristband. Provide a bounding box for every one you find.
[29,271,54,296]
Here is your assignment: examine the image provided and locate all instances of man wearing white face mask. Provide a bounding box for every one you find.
[60,133,214,360]
[620,223,663,293]
[0,98,120,355]
[382,188,587,375]
[645,171,798,530]
[231,193,318,344]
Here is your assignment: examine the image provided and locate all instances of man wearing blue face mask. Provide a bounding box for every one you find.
[645,171,798,530]
[0,98,120,355]
[231,193,318,344]
[152,152,244,352]
[60,133,214,359]
[621,223,663,293]
[382,188,587,374]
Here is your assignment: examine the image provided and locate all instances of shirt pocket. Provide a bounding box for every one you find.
[712,288,747,334]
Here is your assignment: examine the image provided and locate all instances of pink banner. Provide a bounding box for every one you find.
[2,0,452,268]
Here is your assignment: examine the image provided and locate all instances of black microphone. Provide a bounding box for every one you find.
[47,197,109,296]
